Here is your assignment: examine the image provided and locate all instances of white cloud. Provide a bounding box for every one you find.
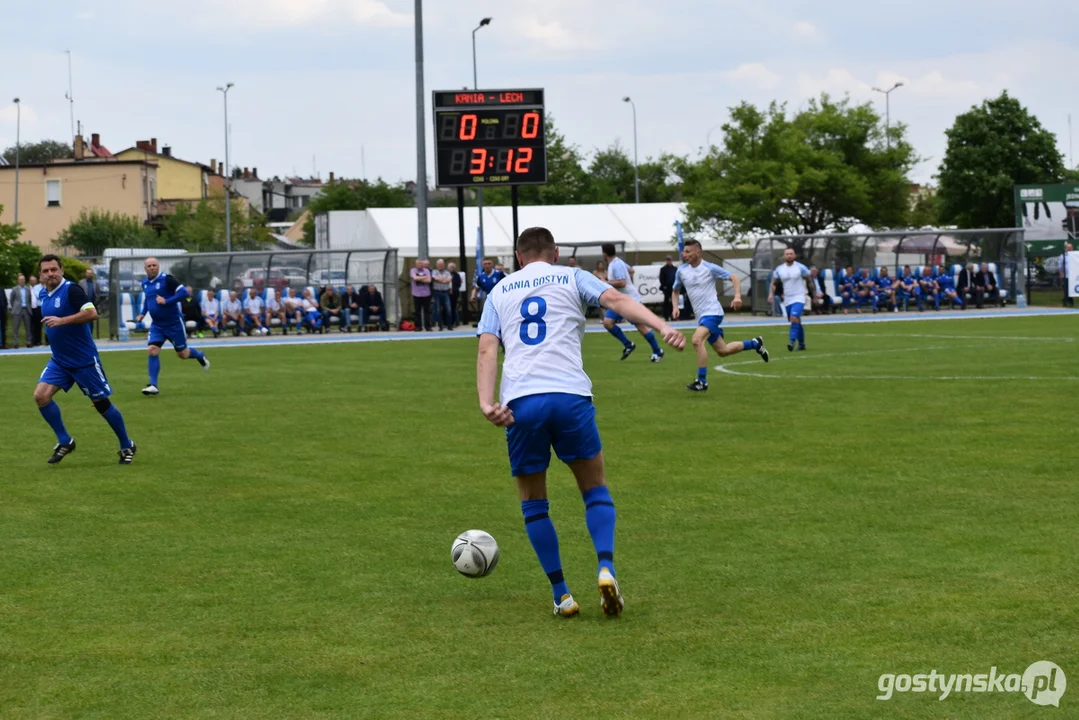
[0,103,38,127]
[194,0,411,31]
[793,20,818,38]
[723,63,782,91]
[517,17,605,53]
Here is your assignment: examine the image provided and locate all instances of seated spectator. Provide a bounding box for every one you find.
[838,265,856,314]
[918,266,940,311]
[974,262,999,308]
[181,285,206,337]
[936,265,964,309]
[876,267,896,311]
[809,266,831,314]
[895,265,920,311]
[301,289,323,333]
[364,284,388,330]
[282,288,303,326]
[956,263,975,309]
[243,288,268,335]
[223,291,245,336]
[342,284,362,333]
[266,292,288,334]
[854,268,876,312]
[201,291,222,338]
[320,285,343,331]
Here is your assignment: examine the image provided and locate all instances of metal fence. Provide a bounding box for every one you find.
[107,248,399,339]
[749,229,1026,314]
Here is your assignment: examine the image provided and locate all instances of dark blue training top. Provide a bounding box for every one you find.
[40,281,99,369]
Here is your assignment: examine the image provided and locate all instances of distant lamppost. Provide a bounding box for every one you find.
[472,17,492,257]
[872,81,904,151]
[623,96,639,203]
[12,98,20,228]
[216,82,234,252]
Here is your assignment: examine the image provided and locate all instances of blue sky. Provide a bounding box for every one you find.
[1,0,1077,185]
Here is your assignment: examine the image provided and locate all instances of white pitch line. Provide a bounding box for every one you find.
[815,332,1074,342]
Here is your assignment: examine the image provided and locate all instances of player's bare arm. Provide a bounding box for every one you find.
[671,289,681,320]
[600,290,685,350]
[477,333,514,427]
[729,275,743,311]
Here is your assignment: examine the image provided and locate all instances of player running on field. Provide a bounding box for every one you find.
[477,227,685,618]
[32,254,137,465]
[768,247,815,352]
[600,243,666,362]
[674,239,768,392]
[135,257,209,395]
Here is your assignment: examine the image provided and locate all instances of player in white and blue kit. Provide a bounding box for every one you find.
[477,227,685,618]
[768,247,814,352]
[600,243,666,362]
[32,255,137,465]
[672,239,768,392]
[134,257,209,395]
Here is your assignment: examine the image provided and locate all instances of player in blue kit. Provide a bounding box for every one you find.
[673,239,767,391]
[768,247,813,352]
[477,227,685,617]
[895,265,920,311]
[600,243,666,362]
[919,265,941,310]
[32,255,137,465]
[134,257,209,395]
[936,266,963,308]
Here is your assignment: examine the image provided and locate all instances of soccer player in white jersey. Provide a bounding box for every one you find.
[600,243,666,362]
[768,247,814,352]
[477,227,685,618]
[672,239,768,392]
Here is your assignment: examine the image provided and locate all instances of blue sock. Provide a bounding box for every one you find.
[788,324,798,345]
[743,338,759,351]
[187,347,204,362]
[643,331,661,354]
[797,323,805,345]
[39,401,72,445]
[582,486,617,576]
[697,366,708,382]
[148,354,160,386]
[102,405,133,449]
[521,500,570,602]
[606,325,632,348]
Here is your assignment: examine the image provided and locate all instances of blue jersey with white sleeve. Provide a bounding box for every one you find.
[477,263,610,405]
[673,261,729,318]
[141,273,187,324]
[41,281,99,369]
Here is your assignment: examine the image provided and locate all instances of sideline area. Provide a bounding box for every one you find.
[1,306,1076,359]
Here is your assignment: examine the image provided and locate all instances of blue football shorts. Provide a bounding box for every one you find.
[505,393,602,477]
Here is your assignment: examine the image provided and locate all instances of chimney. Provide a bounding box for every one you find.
[73,134,85,160]
[329,171,335,183]
[243,167,249,179]
[150,138,157,153]
[218,162,224,175]
[210,158,216,174]
[91,133,100,147]
[162,145,172,157]
[252,167,258,178]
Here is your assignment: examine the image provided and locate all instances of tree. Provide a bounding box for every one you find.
[54,209,159,256]
[162,194,272,252]
[908,188,941,228]
[0,204,26,285]
[936,92,1066,229]
[678,95,917,248]
[301,178,414,245]
[2,140,73,165]
[586,145,683,204]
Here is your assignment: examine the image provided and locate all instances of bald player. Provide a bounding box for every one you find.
[135,257,209,395]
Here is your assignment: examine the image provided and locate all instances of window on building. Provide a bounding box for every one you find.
[46,179,61,207]
[150,178,157,203]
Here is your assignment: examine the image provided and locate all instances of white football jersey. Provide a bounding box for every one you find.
[772,262,810,307]
[477,262,611,405]
[606,257,641,301]
[673,261,730,318]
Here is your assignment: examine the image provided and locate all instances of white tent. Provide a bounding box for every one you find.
[315,202,731,259]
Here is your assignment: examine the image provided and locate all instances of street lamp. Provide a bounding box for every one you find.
[472,17,491,260]
[12,98,20,229]
[872,81,904,151]
[623,96,639,203]
[216,82,234,252]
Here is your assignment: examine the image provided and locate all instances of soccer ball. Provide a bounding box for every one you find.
[451,530,499,578]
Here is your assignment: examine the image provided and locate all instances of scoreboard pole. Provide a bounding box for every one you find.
[456,187,470,325]
[511,186,521,271]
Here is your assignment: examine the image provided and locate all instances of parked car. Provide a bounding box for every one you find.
[239,268,292,293]
[311,269,348,288]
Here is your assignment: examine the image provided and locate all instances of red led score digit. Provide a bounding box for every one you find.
[460,114,477,140]
[514,147,533,173]
[522,112,540,139]
[469,148,487,175]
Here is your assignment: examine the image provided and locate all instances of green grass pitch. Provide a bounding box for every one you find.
[1,316,1077,718]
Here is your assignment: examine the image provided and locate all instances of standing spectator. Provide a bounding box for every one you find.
[266,291,288,334]
[201,291,222,338]
[243,288,268,335]
[592,259,607,282]
[659,255,677,321]
[9,274,33,348]
[29,275,43,346]
[181,285,205,337]
[343,284,362,332]
[301,288,323,333]
[1062,242,1074,308]
[319,285,343,331]
[364,284,388,330]
[448,262,463,327]
[566,256,578,268]
[809,266,832,314]
[410,259,433,331]
[495,262,506,276]
[470,257,505,324]
[78,269,99,308]
[974,263,999,308]
[0,279,6,349]
[431,259,454,330]
[222,290,245,336]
